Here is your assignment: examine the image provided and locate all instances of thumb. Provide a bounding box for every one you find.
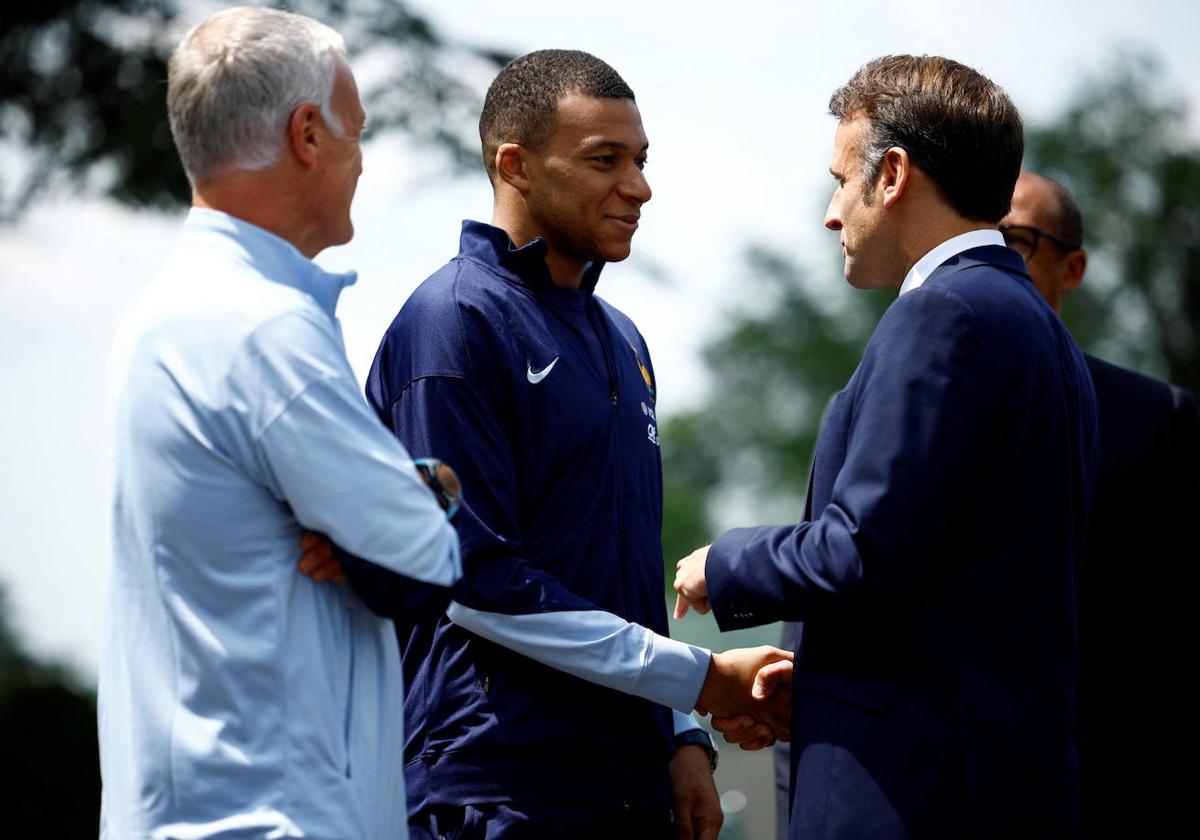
[752,660,793,700]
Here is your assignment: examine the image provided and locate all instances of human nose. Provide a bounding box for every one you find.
[824,189,842,231]
[619,166,652,204]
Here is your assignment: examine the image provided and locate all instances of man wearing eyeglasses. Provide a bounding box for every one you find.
[998,172,1088,310]
[1001,170,1200,839]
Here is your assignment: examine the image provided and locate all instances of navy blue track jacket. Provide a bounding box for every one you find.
[364,222,710,814]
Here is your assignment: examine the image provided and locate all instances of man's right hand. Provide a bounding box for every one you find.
[710,658,794,750]
[694,646,793,742]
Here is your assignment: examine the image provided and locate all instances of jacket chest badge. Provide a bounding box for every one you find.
[630,345,655,402]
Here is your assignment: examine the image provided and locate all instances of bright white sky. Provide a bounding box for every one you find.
[2,0,1198,680]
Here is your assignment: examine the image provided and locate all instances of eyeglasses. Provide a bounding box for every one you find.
[999,224,1081,260]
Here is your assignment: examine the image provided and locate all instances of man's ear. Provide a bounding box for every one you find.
[495,143,533,192]
[287,104,321,169]
[1063,248,1087,293]
[879,146,910,209]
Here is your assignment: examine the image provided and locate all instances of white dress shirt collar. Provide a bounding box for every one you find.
[898,228,1005,296]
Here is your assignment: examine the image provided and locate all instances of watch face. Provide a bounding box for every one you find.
[413,457,463,518]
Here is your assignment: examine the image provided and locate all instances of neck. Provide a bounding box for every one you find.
[896,211,993,281]
[194,169,320,258]
[491,198,586,290]
[882,169,997,286]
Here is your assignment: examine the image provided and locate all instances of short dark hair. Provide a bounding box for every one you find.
[1044,176,1084,248]
[829,55,1023,223]
[479,49,634,180]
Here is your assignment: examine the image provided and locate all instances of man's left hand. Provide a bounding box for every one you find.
[669,743,723,840]
[673,545,711,619]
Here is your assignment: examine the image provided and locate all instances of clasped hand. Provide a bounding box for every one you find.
[696,646,794,750]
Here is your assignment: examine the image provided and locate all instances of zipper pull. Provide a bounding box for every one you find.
[610,378,619,406]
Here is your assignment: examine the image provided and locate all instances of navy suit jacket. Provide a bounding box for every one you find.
[1075,354,1199,836]
[707,246,1099,840]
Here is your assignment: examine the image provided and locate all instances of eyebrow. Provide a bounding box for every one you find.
[582,139,650,154]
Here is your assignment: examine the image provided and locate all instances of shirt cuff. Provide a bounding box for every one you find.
[640,633,711,712]
[672,709,704,735]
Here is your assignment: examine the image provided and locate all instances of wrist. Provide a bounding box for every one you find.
[675,729,718,773]
[695,651,726,714]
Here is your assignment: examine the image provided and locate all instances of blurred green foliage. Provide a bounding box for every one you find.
[0,0,509,221]
[1026,52,1200,396]
[661,248,891,568]
[0,585,100,835]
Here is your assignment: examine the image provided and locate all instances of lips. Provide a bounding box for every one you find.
[608,215,640,233]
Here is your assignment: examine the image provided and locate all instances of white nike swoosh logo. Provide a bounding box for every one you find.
[527,357,560,384]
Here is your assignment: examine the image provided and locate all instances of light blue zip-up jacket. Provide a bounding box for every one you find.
[100,208,460,839]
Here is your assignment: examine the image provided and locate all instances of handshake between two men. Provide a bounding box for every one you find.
[299,528,794,752]
[677,545,794,752]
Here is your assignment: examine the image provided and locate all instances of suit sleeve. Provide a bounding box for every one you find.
[707,287,994,629]
[374,372,710,712]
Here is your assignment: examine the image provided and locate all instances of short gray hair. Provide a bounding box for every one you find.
[167,6,347,184]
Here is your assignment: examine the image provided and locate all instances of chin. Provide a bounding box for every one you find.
[599,242,634,263]
[849,274,899,291]
[844,260,892,291]
[843,261,862,287]
[330,221,354,248]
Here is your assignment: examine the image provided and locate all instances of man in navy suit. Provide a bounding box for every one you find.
[1002,171,1200,838]
[674,56,1099,839]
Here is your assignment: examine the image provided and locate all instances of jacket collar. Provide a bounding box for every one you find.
[927,243,1032,285]
[457,220,606,300]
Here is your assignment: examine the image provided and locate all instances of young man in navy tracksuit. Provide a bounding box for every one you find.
[361,51,790,839]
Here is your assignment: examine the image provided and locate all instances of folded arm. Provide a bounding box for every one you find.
[248,312,461,591]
